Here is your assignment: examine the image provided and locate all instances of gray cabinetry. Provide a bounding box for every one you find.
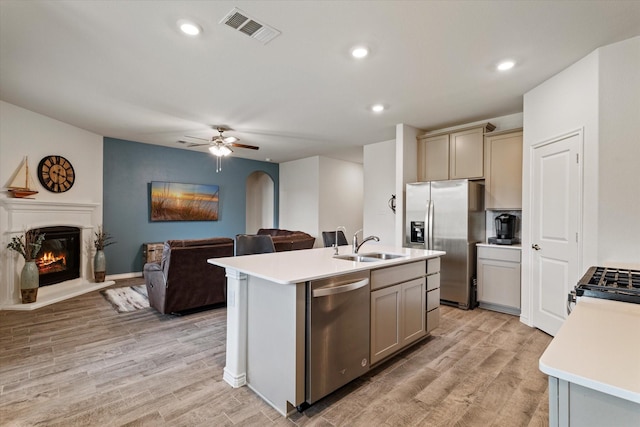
[548,377,640,427]
[477,245,521,315]
[418,134,449,181]
[417,123,495,181]
[449,127,485,179]
[484,129,523,210]
[426,257,440,333]
[370,260,427,365]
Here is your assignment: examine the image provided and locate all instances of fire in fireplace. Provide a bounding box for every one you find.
[32,226,81,286]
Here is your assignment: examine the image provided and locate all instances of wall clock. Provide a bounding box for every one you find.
[37,155,75,193]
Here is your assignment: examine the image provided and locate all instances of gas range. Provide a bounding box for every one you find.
[571,266,640,305]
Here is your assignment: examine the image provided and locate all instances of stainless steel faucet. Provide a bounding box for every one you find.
[353,229,380,253]
[334,226,346,255]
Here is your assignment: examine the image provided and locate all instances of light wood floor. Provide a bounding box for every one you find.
[1,278,552,426]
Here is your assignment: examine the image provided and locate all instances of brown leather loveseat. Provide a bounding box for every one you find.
[257,228,315,251]
[143,237,234,314]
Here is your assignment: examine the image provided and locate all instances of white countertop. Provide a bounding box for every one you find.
[209,245,445,284]
[539,297,640,403]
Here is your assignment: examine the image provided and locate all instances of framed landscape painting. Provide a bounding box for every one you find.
[150,181,219,221]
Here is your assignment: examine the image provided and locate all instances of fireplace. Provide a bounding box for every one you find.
[1,199,114,310]
[33,226,81,286]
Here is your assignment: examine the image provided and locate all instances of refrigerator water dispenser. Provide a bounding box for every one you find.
[410,221,425,244]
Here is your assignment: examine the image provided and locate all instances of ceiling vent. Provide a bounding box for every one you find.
[220,8,281,44]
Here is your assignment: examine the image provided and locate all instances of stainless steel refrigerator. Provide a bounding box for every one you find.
[405,180,485,309]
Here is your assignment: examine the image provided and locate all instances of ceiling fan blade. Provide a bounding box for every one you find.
[178,140,209,148]
[230,142,260,150]
[184,135,211,142]
[223,136,239,144]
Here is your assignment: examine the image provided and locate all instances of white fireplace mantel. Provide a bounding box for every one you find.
[1,198,114,310]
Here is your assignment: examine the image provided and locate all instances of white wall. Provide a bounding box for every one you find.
[0,101,104,303]
[395,124,420,247]
[246,171,275,234]
[318,157,363,245]
[363,139,396,245]
[1,101,104,206]
[521,36,640,325]
[597,36,640,264]
[522,50,599,326]
[279,155,363,247]
[279,156,319,237]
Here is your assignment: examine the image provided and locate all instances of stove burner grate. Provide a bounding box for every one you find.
[575,266,640,304]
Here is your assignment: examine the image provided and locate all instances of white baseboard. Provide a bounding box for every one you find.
[107,271,143,281]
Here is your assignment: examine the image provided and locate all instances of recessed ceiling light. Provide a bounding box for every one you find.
[497,60,515,71]
[371,104,385,113]
[351,46,369,59]
[177,19,202,36]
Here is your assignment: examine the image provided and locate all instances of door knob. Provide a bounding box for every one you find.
[532,244,541,251]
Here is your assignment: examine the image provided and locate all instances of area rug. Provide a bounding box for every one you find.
[101,285,149,313]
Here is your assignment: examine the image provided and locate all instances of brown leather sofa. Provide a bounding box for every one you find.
[257,228,315,251]
[143,237,234,314]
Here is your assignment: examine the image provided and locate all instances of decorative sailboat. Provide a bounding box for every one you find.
[7,156,39,198]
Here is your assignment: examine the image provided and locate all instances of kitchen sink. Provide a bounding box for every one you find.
[358,252,406,260]
[334,252,407,262]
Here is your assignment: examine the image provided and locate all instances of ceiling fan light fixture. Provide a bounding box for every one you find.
[223,136,238,143]
[209,145,232,157]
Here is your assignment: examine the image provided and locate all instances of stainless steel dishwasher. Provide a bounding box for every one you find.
[306,270,370,405]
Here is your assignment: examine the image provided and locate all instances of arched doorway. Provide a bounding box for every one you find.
[246,171,275,233]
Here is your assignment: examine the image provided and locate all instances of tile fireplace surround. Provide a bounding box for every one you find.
[0,198,114,310]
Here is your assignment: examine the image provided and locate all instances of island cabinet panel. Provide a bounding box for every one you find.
[548,377,640,427]
[246,277,306,414]
[370,285,402,364]
[370,260,425,290]
[426,258,441,333]
[401,278,427,346]
[370,260,427,365]
[370,278,426,364]
[427,256,441,275]
[484,129,523,209]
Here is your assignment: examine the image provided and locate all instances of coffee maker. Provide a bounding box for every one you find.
[488,214,519,245]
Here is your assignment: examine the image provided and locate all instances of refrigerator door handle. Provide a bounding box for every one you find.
[428,200,434,250]
[424,200,430,250]
[424,200,431,250]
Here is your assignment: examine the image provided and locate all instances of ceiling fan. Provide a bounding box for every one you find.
[178,127,259,156]
[178,127,260,172]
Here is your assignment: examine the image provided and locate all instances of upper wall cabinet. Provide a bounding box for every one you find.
[417,134,449,181]
[417,123,495,182]
[484,129,523,210]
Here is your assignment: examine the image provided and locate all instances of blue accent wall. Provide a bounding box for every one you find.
[103,137,279,274]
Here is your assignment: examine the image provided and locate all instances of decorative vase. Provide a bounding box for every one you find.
[94,250,106,282]
[20,261,39,303]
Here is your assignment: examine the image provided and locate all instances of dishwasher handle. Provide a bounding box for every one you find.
[312,278,369,298]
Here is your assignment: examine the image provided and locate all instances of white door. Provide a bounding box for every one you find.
[531,132,581,336]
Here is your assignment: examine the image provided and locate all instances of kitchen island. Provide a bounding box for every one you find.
[539,297,640,427]
[209,244,444,416]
